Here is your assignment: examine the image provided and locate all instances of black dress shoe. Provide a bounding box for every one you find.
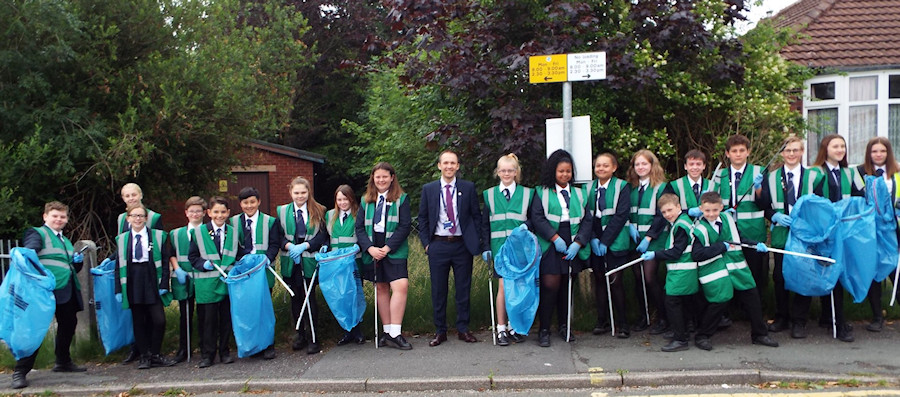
[751,335,779,347]
[262,345,276,360]
[355,335,366,345]
[497,331,510,346]
[717,316,732,330]
[10,371,28,389]
[458,331,478,343]
[389,334,413,350]
[632,318,649,332]
[378,332,389,347]
[866,318,884,332]
[837,323,854,343]
[221,354,235,364]
[615,327,630,339]
[151,354,177,367]
[695,338,713,351]
[337,332,355,346]
[791,323,807,339]
[122,350,139,364]
[291,333,307,351]
[429,333,448,347]
[661,340,689,352]
[307,342,321,354]
[649,320,670,335]
[173,349,187,363]
[198,358,213,368]
[137,356,151,370]
[538,329,551,347]
[768,318,790,333]
[52,362,87,372]
[508,332,526,343]
[558,326,574,342]
[592,323,611,335]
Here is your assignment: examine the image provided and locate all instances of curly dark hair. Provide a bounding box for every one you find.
[539,149,575,189]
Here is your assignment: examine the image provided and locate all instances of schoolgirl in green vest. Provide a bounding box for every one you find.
[480,153,532,346]
[666,149,712,218]
[714,134,769,306]
[530,149,592,347]
[857,137,899,333]
[189,196,245,368]
[325,184,366,346]
[355,162,413,350]
[10,201,87,390]
[640,193,695,351]
[168,196,206,364]
[115,204,176,369]
[586,152,634,338]
[231,186,283,360]
[757,137,820,334]
[803,134,865,343]
[276,176,328,355]
[626,149,669,334]
[690,191,778,351]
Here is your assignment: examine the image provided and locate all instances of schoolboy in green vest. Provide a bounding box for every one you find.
[231,187,283,359]
[713,135,770,308]
[691,191,778,351]
[189,196,247,368]
[640,194,695,351]
[168,196,206,363]
[10,201,87,390]
[757,136,821,334]
[114,204,176,369]
[666,149,712,218]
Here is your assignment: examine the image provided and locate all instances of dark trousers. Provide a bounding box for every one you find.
[732,288,769,338]
[591,252,629,328]
[14,294,79,374]
[695,299,728,340]
[664,294,692,342]
[178,297,196,352]
[288,266,318,339]
[198,298,231,360]
[743,248,769,300]
[132,302,166,356]
[792,281,846,327]
[772,253,791,322]
[427,239,473,334]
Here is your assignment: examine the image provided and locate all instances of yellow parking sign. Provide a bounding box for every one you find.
[529,54,567,84]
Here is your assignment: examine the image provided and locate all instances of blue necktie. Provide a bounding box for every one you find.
[374,196,385,226]
[214,228,222,255]
[134,234,143,260]
[597,187,606,212]
[786,172,796,208]
[295,209,307,241]
[561,190,570,209]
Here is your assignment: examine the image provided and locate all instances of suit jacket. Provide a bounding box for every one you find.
[418,178,483,256]
[113,230,173,295]
[23,228,84,311]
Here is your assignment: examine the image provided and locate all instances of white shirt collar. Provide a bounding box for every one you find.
[293,202,308,214]
[44,224,63,235]
[639,178,649,189]
[731,164,746,175]
[688,176,703,186]
[500,181,516,192]
[826,162,841,173]
[442,177,457,189]
[597,179,611,189]
[556,183,569,193]
[245,211,259,224]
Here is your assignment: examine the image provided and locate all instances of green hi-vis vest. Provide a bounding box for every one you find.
[192,224,238,304]
[231,213,277,288]
[116,229,173,309]
[669,176,710,212]
[630,181,668,251]
[664,214,698,296]
[32,226,78,291]
[483,185,532,257]
[169,226,196,300]
[325,209,362,264]
[277,204,321,278]
[816,165,865,201]
[535,186,591,260]
[715,165,766,242]
[767,167,820,249]
[692,217,734,303]
[361,193,410,265]
[118,209,162,234]
[585,178,631,252]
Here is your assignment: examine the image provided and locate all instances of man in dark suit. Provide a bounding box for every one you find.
[418,150,483,346]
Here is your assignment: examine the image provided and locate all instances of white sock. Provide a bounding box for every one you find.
[383,324,391,334]
[389,324,401,338]
[497,324,507,332]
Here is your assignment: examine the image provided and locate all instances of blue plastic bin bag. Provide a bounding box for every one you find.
[834,196,877,303]
[316,245,365,332]
[225,254,274,358]
[494,225,541,336]
[0,248,57,360]
[866,176,899,282]
[784,195,843,297]
[91,257,135,355]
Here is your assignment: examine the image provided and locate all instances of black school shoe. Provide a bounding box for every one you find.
[538,329,551,347]
[866,318,884,332]
[497,331,510,346]
[751,335,779,347]
[52,362,87,372]
[508,331,526,343]
[387,334,413,350]
[695,338,713,351]
[558,325,575,342]
[768,318,790,333]
[837,323,854,343]
[151,354,177,367]
[649,320,670,335]
[10,371,28,389]
[291,333,308,351]
[592,323,611,335]
[661,340,689,352]
[790,323,808,339]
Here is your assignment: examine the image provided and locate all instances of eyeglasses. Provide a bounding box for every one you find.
[498,169,516,174]
[782,149,802,154]
[128,214,147,218]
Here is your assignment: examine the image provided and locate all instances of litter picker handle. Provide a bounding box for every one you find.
[604,257,644,277]
[268,265,295,296]
[728,242,836,264]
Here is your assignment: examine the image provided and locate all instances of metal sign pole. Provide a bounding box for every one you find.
[562,82,573,155]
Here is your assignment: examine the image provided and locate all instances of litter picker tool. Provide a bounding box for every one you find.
[211,262,229,279]
[566,259,573,343]
[268,266,295,297]
[734,142,788,208]
[891,257,899,307]
[604,257,645,336]
[374,259,380,349]
[726,242,836,264]
[295,265,319,344]
[639,264,650,325]
[489,258,497,346]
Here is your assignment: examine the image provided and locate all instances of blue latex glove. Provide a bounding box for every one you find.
[564,242,580,260]
[73,253,84,263]
[756,242,769,253]
[636,238,650,253]
[722,242,731,251]
[628,224,640,243]
[590,238,604,256]
[753,174,764,190]
[482,250,492,262]
[688,207,702,218]
[724,208,736,215]
[771,212,792,227]
[174,267,188,284]
[552,237,567,253]
[202,260,214,271]
[158,289,168,296]
[115,293,122,303]
[287,242,309,263]
[597,243,607,257]
[641,251,656,261]
[319,245,329,254]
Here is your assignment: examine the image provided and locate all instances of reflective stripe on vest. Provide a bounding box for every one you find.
[193,225,237,278]
[699,269,729,284]
[667,263,697,271]
[230,214,274,254]
[540,187,584,226]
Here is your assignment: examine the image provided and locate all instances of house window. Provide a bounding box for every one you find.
[811,82,835,101]
[849,76,877,101]
[848,106,877,164]
[807,108,838,162]
[890,75,900,99]
[890,104,900,159]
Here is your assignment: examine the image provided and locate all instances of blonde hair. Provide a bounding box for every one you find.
[627,149,666,187]
[494,153,522,183]
[289,177,325,229]
[121,183,143,197]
